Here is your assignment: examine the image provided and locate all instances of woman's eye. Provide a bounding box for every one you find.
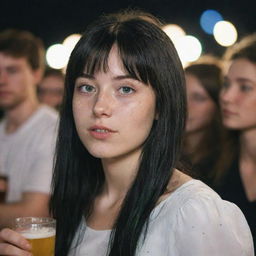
[240,84,253,92]
[222,81,230,89]
[78,85,96,93]
[118,86,135,95]
[190,93,207,102]
[7,67,19,75]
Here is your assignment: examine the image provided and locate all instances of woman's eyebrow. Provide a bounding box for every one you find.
[113,75,135,80]
[225,76,256,84]
[114,75,144,85]
[236,77,256,84]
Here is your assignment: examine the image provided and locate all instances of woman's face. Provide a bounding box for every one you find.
[185,73,216,135]
[72,45,156,160]
[38,75,64,108]
[220,58,256,131]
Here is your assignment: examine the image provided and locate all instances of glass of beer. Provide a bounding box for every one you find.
[15,217,56,256]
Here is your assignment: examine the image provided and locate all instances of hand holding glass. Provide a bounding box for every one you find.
[15,217,56,256]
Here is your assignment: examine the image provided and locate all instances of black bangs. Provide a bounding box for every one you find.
[118,42,151,85]
[115,20,158,85]
[69,18,160,86]
[82,40,113,75]
[73,31,115,78]
[82,40,150,86]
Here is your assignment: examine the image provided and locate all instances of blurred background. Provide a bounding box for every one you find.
[1,0,255,69]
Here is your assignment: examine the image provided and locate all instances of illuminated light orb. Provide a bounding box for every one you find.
[162,24,186,43]
[174,35,202,66]
[213,21,238,47]
[200,9,223,34]
[62,33,82,57]
[46,44,70,69]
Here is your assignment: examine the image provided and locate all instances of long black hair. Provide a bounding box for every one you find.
[50,10,186,256]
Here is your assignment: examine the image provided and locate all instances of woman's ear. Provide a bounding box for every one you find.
[155,112,159,120]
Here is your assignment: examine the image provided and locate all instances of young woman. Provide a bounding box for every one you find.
[182,59,231,186]
[0,10,253,256]
[217,33,256,251]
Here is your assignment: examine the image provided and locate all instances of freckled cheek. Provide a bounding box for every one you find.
[123,102,156,130]
[72,97,91,127]
[73,96,92,113]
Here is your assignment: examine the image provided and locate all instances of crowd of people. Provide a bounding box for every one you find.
[0,29,58,229]
[0,9,255,256]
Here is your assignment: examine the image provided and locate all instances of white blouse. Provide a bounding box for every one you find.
[69,180,254,256]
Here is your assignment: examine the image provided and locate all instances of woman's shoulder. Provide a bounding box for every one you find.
[156,178,220,210]
[172,179,242,215]
[151,179,254,255]
[158,169,223,208]
[155,177,249,227]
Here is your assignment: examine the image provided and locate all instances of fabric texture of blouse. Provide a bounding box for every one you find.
[69,179,254,256]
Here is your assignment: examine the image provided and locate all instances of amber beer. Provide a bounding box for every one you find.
[15,217,56,256]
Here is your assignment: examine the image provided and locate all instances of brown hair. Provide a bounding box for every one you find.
[0,29,45,71]
[183,57,233,185]
[185,59,223,104]
[224,33,256,64]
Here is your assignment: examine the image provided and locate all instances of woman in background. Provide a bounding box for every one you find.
[218,33,256,251]
[182,58,230,186]
[0,10,253,256]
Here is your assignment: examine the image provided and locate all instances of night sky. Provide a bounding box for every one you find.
[1,0,255,57]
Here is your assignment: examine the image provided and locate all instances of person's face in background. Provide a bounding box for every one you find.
[185,73,216,135]
[0,53,40,110]
[220,58,256,131]
[72,45,156,160]
[38,75,64,109]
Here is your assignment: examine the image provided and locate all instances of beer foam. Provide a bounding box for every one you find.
[20,227,55,239]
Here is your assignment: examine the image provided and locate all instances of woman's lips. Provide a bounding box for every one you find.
[222,108,237,117]
[0,91,11,97]
[89,126,117,139]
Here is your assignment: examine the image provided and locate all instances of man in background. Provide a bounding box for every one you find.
[0,29,58,228]
[38,68,65,111]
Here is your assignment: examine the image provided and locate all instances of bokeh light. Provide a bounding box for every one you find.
[46,44,70,69]
[213,21,238,47]
[162,24,186,44]
[62,33,82,57]
[174,35,202,66]
[200,9,223,35]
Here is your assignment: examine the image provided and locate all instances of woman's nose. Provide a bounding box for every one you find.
[93,91,113,117]
[220,86,238,104]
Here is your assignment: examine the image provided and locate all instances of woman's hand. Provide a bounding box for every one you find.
[0,228,31,256]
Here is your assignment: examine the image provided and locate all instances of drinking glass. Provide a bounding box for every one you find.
[15,217,56,256]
